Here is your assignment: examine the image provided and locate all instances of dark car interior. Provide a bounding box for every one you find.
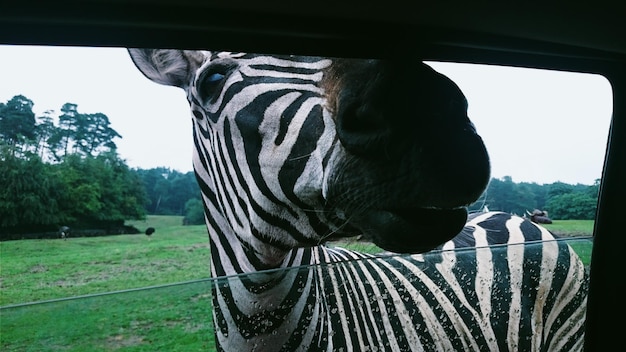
[2,1,624,350]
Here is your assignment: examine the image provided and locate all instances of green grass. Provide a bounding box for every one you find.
[567,238,594,267]
[533,219,595,266]
[0,217,593,351]
[543,219,594,237]
[1,215,215,351]
[1,281,214,351]
[1,216,210,306]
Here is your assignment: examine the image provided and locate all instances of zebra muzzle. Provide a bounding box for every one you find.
[353,207,469,253]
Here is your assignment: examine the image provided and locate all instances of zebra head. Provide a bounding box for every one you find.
[129,49,490,264]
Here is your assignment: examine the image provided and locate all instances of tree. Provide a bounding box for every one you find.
[55,102,79,159]
[516,181,547,210]
[73,112,121,156]
[34,110,58,160]
[0,96,147,237]
[55,152,147,228]
[0,149,68,236]
[482,176,536,215]
[45,103,122,162]
[136,167,172,214]
[135,168,201,215]
[0,95,37,155]
[183,198,205,225]
[546,192,597,220]
[470,176,600,220]
[168,172,201,215]
[586,178,601,199]
[54,154,103,224]
[547,182,574,199]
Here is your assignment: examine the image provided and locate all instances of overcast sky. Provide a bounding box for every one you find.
[0,45,613,185]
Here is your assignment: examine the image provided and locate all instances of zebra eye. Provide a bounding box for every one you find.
[206,73,224,83]
[197,64,232,103]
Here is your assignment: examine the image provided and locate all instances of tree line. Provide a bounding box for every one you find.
[1,95,599,240]
[0,95,209,240]
[1,95,121,162]
[468,176,599,220]
[134,167,203,225]
[0,95,147,239]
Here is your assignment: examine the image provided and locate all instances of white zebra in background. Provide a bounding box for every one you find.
[129,49,588,351]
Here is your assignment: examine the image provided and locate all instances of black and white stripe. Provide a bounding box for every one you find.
[210,212,587,351]
[128,49,588,351]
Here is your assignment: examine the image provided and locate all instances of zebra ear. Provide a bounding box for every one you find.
[128,49,204,88]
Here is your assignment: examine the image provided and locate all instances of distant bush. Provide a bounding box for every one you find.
[183,198,205,225]
[134,168,200,216]
[546,192,597,220]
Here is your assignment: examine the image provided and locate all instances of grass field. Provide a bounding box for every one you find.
[2,281,214,351]
[0,216,594,351]
[1,216,210,305]
[1,215,215,351]
[543,219,595,237]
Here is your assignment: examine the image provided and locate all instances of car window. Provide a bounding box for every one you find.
[0,46,611,351]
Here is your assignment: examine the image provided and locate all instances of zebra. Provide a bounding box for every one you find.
[128,49,588,351]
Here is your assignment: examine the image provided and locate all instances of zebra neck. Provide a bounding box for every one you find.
[207,218,356,279]
[206,214,323,278]
[209,237,311,277]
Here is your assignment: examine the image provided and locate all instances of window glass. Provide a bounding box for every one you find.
[0,46,611,351]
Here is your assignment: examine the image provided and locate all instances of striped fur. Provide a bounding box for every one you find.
[128,50,588,351]
[212,212,587,351]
